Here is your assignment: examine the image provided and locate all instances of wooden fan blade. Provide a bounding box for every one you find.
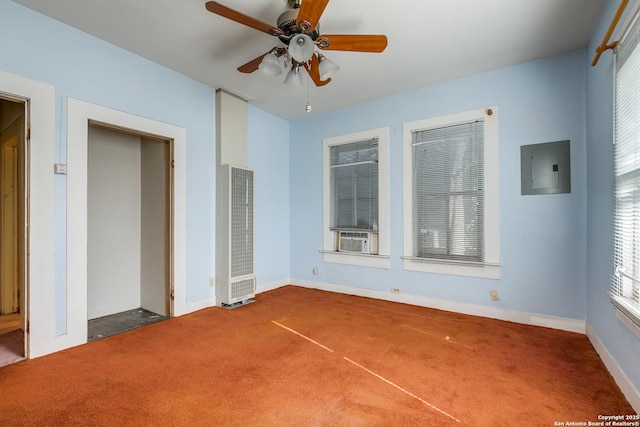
[205,2,282,36]
[305,54,331,86]
[296,0,330,33]
[317,34,388,52]
[238,53,268,73]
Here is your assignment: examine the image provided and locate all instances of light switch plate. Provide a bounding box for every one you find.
[54,163,67,174]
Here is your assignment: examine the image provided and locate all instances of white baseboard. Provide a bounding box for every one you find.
[178,279,290,314]
[256,278,291,294]
[289,278,586,334]
[182,296,216,314]
[586,324,640,413]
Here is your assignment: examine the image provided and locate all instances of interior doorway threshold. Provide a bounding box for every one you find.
[88,308,167,342]
[0,329,24,367]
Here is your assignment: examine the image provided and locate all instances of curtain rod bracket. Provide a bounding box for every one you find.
[592,0,629,66]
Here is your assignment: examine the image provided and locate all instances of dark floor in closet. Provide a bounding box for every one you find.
[88,308,167,342]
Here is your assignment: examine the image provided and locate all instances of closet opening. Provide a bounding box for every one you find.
[86,124,173,341]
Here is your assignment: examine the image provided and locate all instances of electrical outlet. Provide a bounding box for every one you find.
[209,277,215,287]
[313,267,319,275]
[391,287,401,294]
[489,289,499,301]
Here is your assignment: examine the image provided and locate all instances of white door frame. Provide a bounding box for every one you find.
[0,70,56,359]
[64,98,187,349]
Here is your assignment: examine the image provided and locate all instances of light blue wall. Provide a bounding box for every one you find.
[0,0,291,335]
[290,50,588,320]
[0,1,216,334]
[247,105,291,285]
[586,0,640,393]
[3,0,638,397]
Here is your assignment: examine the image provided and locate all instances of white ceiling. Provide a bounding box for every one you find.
[12,0,605,121]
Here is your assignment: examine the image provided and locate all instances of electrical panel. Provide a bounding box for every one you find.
[521,140,570,195]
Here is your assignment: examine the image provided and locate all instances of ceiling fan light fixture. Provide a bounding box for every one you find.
[258,51,282,77]
[317,53,339,80]
[207,0,388,88]
[288,33,315,63]
[283,65,304,87]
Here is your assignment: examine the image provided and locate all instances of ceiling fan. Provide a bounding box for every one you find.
[205,0,388,87]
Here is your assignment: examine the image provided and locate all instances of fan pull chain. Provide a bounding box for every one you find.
[305,73,312,112]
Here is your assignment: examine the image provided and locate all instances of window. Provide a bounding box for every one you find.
[330,139,378,232]
[612,12,640,330]
[412,121,484,262]
[403,107,499,279]
[323,128,389,269]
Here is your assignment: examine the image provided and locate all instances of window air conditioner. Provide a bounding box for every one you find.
[338,231,377,254]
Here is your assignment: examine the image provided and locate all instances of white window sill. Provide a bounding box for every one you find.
[322,251,390,269]
[611,299,640,340]
[403,257,500,279]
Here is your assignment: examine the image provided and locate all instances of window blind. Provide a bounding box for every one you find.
[412,121,484,262]
[612,13,640,324]
[330,138,379,231]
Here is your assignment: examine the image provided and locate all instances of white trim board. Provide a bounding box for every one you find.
[180,279,290,314]
[256,278,291,294]
[289,279,586,334]
[587,324,640,413]
[182,279,291,313]
[184,297,216,314]
[64,98,188,350]
[0,70,56,358]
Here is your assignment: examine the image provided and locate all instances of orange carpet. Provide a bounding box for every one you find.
[0,285,634,425]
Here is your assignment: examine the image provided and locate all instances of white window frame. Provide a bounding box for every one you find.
[402,107,500,279]
[611,9,640,334]
[323,127,390,269]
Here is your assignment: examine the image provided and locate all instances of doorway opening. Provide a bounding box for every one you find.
[86,124,172,341]
[0,97,26,366]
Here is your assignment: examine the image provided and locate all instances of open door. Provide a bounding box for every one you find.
[1,135,19,315]
[0,97,26,365]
